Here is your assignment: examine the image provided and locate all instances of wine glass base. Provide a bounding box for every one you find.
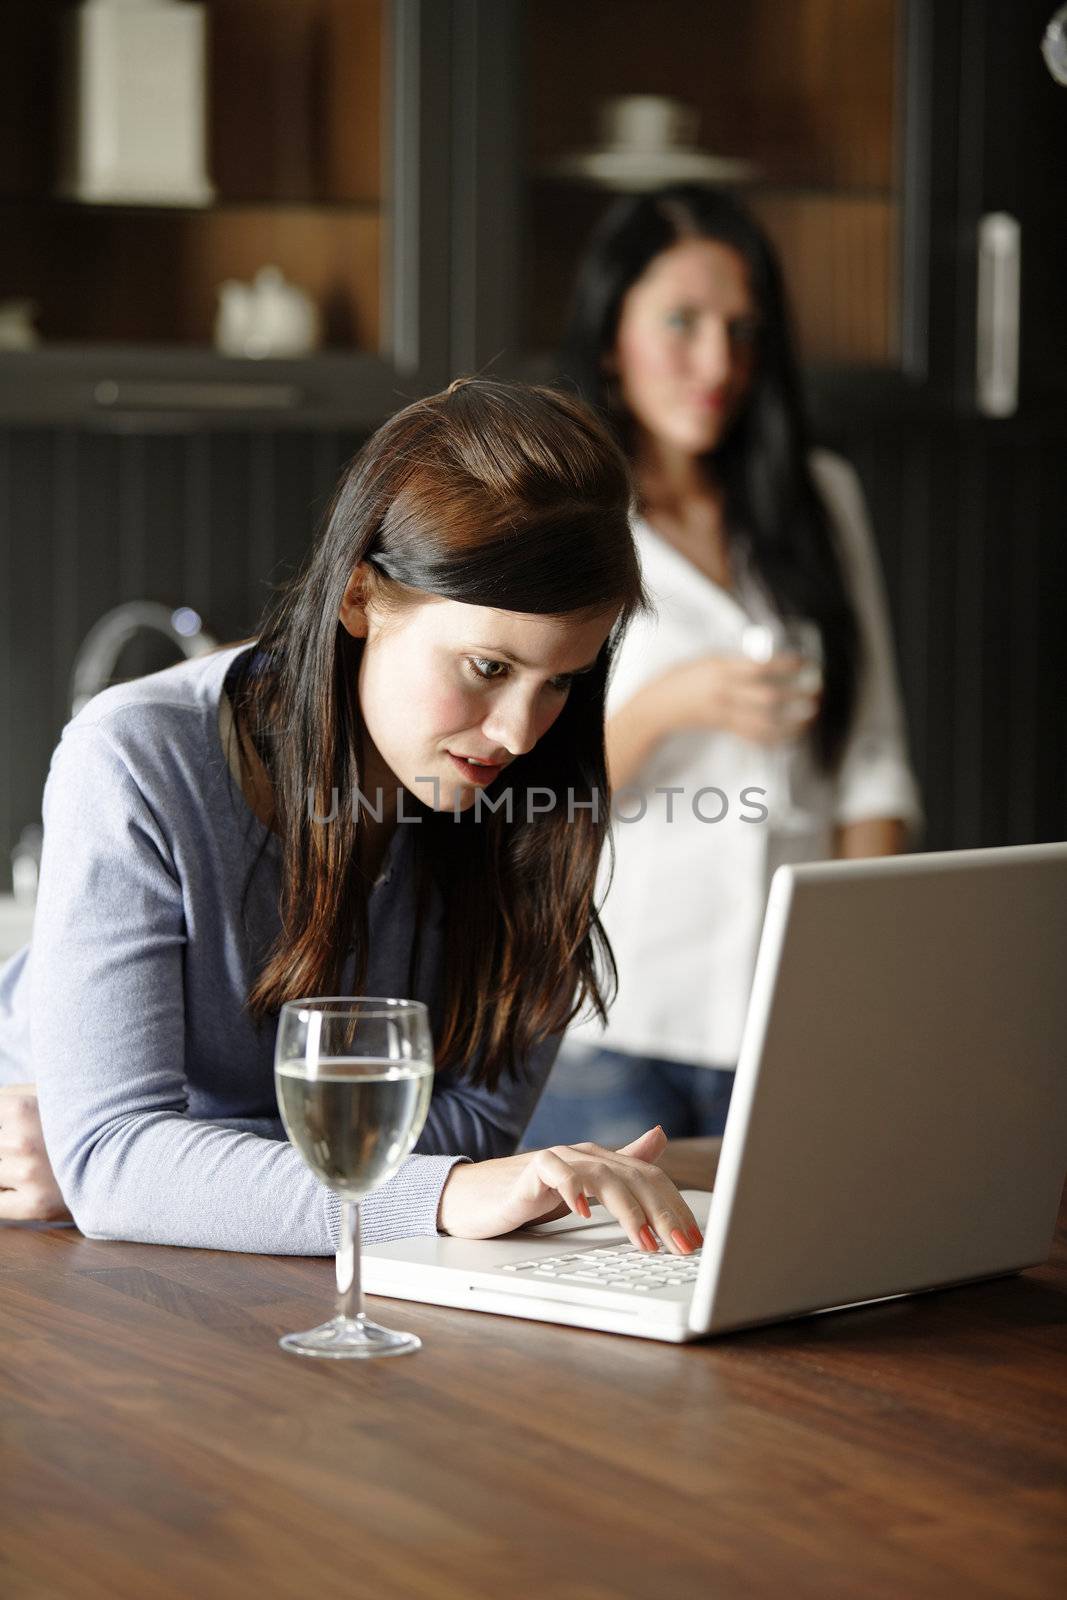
[279,1313,421,1359]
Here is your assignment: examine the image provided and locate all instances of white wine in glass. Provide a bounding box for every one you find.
[741,618,824,834]
[275,997,433,1359]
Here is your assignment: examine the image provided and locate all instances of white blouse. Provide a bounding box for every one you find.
[569,450,923,1068]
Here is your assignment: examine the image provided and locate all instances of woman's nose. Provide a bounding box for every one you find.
[691,318,733,386]
[481,693,541,758]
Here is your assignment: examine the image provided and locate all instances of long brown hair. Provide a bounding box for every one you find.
[233,378,645,1088]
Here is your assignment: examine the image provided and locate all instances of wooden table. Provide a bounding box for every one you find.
[3,1140,1066,1600]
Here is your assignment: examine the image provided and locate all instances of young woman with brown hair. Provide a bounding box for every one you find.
[0,379,704,1259]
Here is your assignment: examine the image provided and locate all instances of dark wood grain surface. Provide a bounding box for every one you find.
[2,1140,1066,1600]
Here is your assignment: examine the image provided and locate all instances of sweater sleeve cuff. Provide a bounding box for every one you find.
[322,1153,472,1248]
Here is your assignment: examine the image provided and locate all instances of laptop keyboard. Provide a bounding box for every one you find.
[498,1242,702,1292]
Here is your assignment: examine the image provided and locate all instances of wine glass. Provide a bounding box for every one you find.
[741,618,824,834]
[274,997,434,1359]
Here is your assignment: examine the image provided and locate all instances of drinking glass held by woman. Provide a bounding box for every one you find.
[0,379,703,1261]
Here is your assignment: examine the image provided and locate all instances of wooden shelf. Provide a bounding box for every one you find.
[0,197,383,216]
[1,203,382,349]
[0,345,406,430]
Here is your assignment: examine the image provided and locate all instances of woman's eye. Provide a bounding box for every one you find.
[465,658,572,694]
[466,657,508,682]
[665,309,696,331]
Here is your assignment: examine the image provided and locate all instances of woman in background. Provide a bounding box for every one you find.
[523,184,921,1150]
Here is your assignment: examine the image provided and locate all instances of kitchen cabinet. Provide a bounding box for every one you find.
[0,1,453,428]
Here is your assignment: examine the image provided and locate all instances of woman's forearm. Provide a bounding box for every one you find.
[832,817,908,859]
[41,1102,462,1253]
[605,677,680,790]
[606,653,825,791]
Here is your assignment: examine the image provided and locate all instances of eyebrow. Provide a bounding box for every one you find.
[469,646,601,675]
[670,303,759,320]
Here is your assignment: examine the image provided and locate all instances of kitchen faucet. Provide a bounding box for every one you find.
[69,601,218,718]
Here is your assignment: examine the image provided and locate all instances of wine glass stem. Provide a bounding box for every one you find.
[772,744,790,816]
[336,1199,364,1324]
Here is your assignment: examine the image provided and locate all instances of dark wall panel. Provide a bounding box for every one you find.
[826,412,1066,853]
[1,415,1064,891]
[0,426,359,891]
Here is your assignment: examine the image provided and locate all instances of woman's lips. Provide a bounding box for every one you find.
[447,752,504,786]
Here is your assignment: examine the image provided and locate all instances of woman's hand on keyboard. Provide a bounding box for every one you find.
[436,1125,703,1255]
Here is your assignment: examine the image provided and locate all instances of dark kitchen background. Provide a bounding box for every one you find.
[1,0,1066,899]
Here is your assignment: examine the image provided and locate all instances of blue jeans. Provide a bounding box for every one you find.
[520,1043,735,1151]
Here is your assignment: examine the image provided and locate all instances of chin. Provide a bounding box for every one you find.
[680,418,728,455]
[410,770,476,813]
[444,784,478,814]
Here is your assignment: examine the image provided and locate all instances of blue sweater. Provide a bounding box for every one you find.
[0,646,560,1253]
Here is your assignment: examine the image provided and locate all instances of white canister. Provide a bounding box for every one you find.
[58,0,215,207]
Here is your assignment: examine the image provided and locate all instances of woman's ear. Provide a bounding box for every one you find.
[339,564,371,639]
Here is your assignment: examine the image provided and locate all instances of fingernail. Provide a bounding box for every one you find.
[575,1193,591,1219]
[670,1228,694,1254]
[638,1224,658,1253]
[687,1225,704,1249]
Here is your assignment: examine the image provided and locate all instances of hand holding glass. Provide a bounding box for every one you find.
[274,997,433,1358]
[740,618,824,833]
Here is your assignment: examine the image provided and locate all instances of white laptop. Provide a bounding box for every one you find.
[363,843,1067,1342]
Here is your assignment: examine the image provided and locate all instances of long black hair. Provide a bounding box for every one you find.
[232,378,646,1088]
[559,183,860,771]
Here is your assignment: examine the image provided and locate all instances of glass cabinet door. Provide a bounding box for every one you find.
[0,0,450,423]
[519,0,908,373]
